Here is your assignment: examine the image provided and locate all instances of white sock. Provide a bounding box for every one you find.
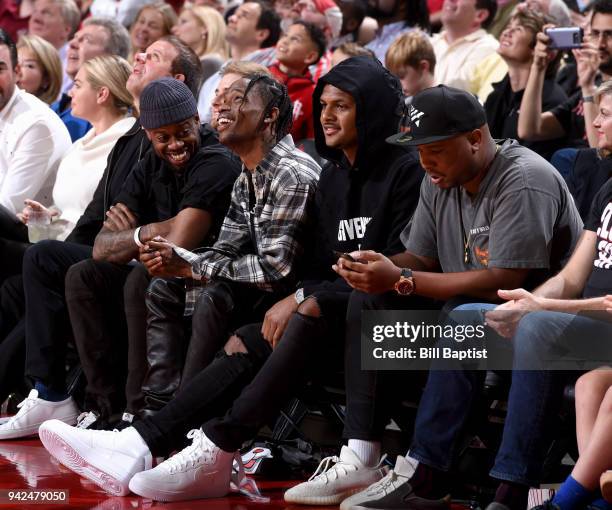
[348,439,381,467]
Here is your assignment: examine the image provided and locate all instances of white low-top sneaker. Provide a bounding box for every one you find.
[340,455,451,510]
[39,420,152,496]
[284,446,388,505]
[0,390,79,440]
[128,428,241,502]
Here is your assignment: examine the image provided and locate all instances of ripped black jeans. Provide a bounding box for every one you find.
[134,289,349,455]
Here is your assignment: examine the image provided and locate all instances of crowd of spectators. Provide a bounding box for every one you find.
[0,0,611,509]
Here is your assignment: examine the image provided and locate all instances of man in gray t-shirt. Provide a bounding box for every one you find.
[288,86,583,509]
[335,85,582,300]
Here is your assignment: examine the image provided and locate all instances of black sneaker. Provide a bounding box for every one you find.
[340,455,451,510]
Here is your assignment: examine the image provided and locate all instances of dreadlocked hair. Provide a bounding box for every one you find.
[242,73,293,142]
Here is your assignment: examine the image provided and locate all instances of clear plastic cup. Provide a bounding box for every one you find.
[27,210,51,243]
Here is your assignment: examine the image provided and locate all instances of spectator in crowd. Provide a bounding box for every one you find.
[52,17,130,142]
[365,0,430,64]
[485,8,568,160]
[565,81,612,220]
[35,57,421,503]
[172,5,229,82]
[63,76,239,431]
[0,76,239,440]
[331,41,375,66]
[28,0,80,95]
[0,35,205,426]
[432,0,500,95]
[488,0,571,39]
[385,30,436,98]
[197,1,281,122]
[286,84,583,507]
[0,28,71,277]
[128,2,177,63]
[532,367,612,510]
[210,61,271,130]
[269,20,326,142]
[16,34,62,104]
[519,0,612,151]
[0,54,133,282]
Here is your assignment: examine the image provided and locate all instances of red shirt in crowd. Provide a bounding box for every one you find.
[269,63,315,142]
[0,0,29,41]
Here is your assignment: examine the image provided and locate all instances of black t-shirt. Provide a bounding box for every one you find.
[485,75,568,160]
[114,126,241,246]
[583,178,612,298]
[567,149,612,221]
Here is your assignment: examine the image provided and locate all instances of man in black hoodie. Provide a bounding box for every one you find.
[36,56,424,503]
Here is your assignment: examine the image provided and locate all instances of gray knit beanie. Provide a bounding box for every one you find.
[139,77,197,129]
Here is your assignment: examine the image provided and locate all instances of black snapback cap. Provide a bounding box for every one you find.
[387,84,487,146]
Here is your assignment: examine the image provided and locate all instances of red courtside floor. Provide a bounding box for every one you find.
[0,437,343,510]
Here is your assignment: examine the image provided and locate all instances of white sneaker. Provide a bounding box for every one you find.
[128,428,241,502]
[0,390,79,440]
[39,420,152,496]
[284,446,388,505]
[340,455,451,510]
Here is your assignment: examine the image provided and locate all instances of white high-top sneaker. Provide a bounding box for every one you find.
[284,445,389,505]
[128,428,241,502]
[0,390,79,440]
[39,420,152,496]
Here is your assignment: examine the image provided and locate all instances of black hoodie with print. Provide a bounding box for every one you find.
[301,56,424,296]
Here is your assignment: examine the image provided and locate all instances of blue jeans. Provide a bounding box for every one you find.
[410,304,612,486]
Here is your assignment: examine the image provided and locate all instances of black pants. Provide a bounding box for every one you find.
[0,275,27,403]
[141,280,279,415]
[0,204,29,285]
[343,291,439,440]
[65,260,150,418]
[134,289,348,456]
[23,241,93,392]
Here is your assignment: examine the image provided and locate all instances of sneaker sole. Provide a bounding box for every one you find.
[39,428,128,496]
[129,472,230,502]
[284,486,364,505]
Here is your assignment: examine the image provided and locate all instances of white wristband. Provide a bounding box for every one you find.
[133,226,144,248]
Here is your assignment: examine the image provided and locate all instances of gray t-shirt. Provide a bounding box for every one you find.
[401,139,583,283]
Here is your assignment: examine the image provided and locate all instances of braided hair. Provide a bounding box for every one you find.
[242,73,293,143]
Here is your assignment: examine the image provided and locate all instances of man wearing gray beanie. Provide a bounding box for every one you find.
[58,77,241,434]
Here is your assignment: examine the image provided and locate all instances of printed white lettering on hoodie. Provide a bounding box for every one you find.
[337,217,372,241]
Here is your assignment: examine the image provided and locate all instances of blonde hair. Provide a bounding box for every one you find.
[184,5,229,59]
[385,30,436,76]
[596,80,612,159]
[82,55,133,113]
[16,34,63,105]
[220,60,270,77]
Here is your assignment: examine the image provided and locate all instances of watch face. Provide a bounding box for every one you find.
[396,278,414,296]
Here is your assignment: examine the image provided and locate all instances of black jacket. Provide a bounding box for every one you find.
[66,119,150,245]
[302,56,424,295]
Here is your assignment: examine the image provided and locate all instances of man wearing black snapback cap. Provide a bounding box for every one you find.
[315,84,584,510]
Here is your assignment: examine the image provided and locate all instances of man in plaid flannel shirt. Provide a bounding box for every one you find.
[138,73,321,415]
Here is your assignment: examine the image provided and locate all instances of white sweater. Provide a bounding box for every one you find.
[51,116,135,241]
